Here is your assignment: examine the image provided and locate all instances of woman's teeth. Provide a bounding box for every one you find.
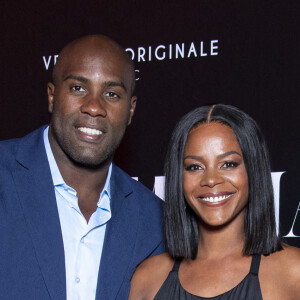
[201,194,231,203]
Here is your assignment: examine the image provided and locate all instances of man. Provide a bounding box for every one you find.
[0,35,164,299]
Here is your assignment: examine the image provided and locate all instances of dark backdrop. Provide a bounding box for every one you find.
[1,0,299,247]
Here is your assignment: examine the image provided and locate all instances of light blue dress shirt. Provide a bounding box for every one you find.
[43,127,112,300]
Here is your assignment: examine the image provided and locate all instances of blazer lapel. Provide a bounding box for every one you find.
[12,128,66,300]
[96,165,139,300]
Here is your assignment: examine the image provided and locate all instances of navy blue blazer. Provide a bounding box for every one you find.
[0,127,164,299]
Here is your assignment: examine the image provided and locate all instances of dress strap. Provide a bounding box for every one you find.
[171,258,182,272]
[250,255,261,275]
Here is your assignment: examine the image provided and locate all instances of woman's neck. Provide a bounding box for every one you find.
[196,213,246,260]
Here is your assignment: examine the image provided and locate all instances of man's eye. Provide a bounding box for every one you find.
[71,86,85,92]
[221,161,239,169]
[105,91,120,98]
[185,164,202,171]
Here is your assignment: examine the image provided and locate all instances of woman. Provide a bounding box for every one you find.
[129,104,300,300]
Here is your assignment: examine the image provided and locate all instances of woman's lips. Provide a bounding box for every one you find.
[197,192,234,204]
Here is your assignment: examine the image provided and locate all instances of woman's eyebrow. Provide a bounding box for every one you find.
[217,151,242,159]
[183,151,242,161]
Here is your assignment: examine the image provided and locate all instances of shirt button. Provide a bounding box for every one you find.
[75,277,80,283]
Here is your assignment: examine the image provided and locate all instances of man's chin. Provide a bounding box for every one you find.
[69,152,113,169]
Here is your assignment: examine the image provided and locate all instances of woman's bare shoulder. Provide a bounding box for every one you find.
[260,244,300,299]
[277,244,300,276]
[129,253,175,300]
[265,244,300,269]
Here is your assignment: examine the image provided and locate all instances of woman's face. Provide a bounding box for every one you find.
[183,122,249,228]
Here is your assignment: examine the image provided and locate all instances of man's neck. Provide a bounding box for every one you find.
[57,158,112,223]
[57,158,110,194]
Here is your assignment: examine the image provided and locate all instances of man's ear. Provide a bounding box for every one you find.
[128,96,137,125]
[47,82,55,113]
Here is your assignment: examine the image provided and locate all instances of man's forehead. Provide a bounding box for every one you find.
[52,35,135,91]
[60,36,128,64]
[61,46,124,66]
[58,55,131,79]
[54,57,133,95]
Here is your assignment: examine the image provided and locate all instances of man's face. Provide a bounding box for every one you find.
[47,42,137,168]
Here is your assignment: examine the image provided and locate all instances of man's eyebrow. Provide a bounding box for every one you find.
[63,75,89,83]
[62,76,128,92]
[184,151,242,161]
[104,81,127,92]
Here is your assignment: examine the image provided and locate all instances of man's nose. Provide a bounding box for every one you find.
[80,94,107,117]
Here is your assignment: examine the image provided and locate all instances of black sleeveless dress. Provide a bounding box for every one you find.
[154,255,263,300]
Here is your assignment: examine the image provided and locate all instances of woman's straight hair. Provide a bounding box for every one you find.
[164,104,282,259]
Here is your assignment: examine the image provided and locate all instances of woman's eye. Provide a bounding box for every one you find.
[222,161,239,169]
[185,164,202,171]
[71,85,85,92]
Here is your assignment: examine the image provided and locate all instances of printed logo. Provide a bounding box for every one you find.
[126,40,219,63]
[42,39,219,79]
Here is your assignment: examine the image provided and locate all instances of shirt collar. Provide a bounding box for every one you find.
[43,126,112,203]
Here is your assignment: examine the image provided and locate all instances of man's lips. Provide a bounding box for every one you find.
[75,126,105,142]
[77,127,103,136]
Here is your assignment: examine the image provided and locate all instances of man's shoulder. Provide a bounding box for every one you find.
[111,164,165,260]
[0,137,23,168]
[0,127,46,167]
[112,164,162,203]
